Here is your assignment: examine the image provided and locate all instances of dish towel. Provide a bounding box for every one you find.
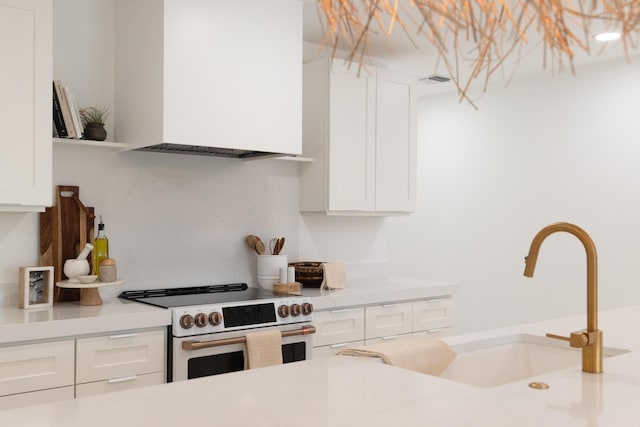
[245,329,283,369]
[320,262,346,290]
[336,337,457,376]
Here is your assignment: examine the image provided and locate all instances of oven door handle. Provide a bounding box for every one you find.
[181,325,316,351]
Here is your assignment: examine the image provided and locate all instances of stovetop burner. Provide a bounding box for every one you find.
[118,283,291,309]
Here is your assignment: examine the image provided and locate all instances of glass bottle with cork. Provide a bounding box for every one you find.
[93,215,109,279]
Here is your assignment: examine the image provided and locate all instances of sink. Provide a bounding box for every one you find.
[439,333,629,387]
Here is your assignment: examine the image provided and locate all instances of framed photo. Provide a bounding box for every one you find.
[19,266,54,309]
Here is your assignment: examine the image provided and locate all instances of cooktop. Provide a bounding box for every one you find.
[118,283,294,309]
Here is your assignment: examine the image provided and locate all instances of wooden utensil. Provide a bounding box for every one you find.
[275,237,285,255]
[255,239,266,255]
[246,235,259,252]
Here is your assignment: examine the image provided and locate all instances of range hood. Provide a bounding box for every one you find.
[114,0,302,159]
[134,143,278,159]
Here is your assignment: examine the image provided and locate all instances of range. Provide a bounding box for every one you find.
[120,283,315,382]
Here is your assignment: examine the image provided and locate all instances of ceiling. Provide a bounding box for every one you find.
[301,1,638,99]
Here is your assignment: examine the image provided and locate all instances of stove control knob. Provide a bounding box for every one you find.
[290,304,301,317]
[179,314,195,329]
[208,311,222,326]
[302,302,314,316]
[278,305,290,318]
[194,313,208,328]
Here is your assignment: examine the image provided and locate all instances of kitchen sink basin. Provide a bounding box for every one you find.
[439,333,629,387]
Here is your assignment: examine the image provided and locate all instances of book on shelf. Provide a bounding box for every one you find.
[64,85,84,139]
[52,81,68,138]
[53,80,76,139]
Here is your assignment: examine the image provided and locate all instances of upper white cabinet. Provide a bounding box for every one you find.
[0,0,52,211]
[300,59,417,215]
[114,0,302,157]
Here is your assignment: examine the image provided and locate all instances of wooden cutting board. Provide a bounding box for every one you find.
[39,186,95,303]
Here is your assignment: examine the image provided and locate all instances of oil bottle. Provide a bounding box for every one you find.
[93,215,109,278]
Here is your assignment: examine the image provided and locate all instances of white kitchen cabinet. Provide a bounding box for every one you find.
[0,0,52,211]
[365,302,413,340]
[313,308,365,348]
[412,298,455,336]
[300,59,417,215]
[76,329,165,395]
[0,340,74,410]
[114,0,301,157]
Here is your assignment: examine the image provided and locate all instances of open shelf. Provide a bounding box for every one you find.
[53,138,128,150]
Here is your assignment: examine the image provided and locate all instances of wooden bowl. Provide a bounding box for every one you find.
[288,262,324,288]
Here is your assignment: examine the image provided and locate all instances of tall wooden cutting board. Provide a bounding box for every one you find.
[39,186,95,303]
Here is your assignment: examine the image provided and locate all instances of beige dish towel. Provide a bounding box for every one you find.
[245,329,283,369]
[320,262,346,290]
[336,337,457,376]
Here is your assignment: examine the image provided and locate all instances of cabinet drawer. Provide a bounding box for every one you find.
[76,330,165,383]
[0,386,74,411]
[313,308,365,347]
[412,298,455,332]
[312,340,365,359]
[0,340,74,397]
[412,327,454,340]
[365,333,413,345]
[76,372,164,398]
[365,303,412,339]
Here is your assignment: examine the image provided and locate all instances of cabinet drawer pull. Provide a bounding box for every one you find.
[426,328,445,333]
[330,309,350,314]
[107,375,138,384]
[329,342,350,349]
[381,335,399,341]
[107,333,138,339]
[382,304,399,308]
[426,298,451,303]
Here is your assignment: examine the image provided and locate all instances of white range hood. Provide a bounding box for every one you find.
[114,0,302,158]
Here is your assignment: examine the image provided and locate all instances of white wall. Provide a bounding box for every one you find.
[388,55,640,333]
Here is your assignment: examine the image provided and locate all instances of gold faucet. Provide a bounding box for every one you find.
[523,222,603,373]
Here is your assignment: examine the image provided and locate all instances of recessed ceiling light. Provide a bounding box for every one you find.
[594,32,621,42]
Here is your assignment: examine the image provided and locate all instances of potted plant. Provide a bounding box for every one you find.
[79,106,110,141]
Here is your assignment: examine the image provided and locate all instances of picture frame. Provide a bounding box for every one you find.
[19,266,54,309]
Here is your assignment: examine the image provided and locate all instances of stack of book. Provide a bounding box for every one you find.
[52,80,84,139]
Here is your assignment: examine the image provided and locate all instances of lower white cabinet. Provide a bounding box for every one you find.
[76,372,164,398]
[0,328,166,410]
[365,303,413,340]
[312,296,455,358]
[0,340,75,410]
[312,308,365,348]
[76,330,165,385]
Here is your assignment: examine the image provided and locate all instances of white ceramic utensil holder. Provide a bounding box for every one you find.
[257,255,288,290]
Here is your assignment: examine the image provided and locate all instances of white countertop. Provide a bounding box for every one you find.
[301,277,457,310]
[0,298,171,344]
[1,303,639,425]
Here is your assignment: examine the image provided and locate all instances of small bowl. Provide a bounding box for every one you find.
[78,275,98,284]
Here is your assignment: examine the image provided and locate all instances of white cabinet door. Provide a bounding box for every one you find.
[365,303,413,340]
[313,308,365,347]
[327,64,376,212]
[412,298,455,333]
[76,330,165,384]
[0,340,74,397]
[300,59,416,215]
[0,0,52,210]
[0,386,74,411]
[375,68,417,213]
[75,372,164,398]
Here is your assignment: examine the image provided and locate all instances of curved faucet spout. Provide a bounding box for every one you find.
[523,222,602,373]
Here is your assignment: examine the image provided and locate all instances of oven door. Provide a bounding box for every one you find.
[172,324,315,381]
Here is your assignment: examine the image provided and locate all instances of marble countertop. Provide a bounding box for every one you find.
[0,298,171,344]
[1,303,638,425]
[300,277,457,310]
[0,277,455,345]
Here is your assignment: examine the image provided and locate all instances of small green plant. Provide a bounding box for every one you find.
[79,106,110,126]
